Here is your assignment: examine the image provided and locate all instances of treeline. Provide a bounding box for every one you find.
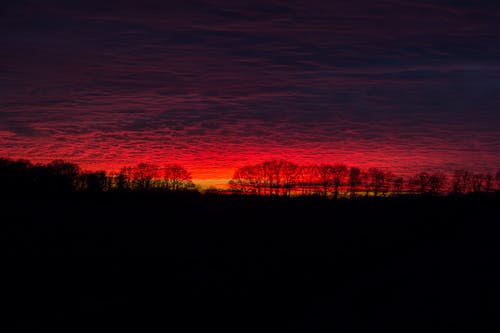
[1,157,499,197]
[230,160,500,197]
[0,158,194,195]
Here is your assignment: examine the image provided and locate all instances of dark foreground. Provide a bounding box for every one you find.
[3,194,499,332]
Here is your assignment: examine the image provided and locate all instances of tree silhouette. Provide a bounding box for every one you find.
[316,164,335,197]
[496,171,500,192]
[484,173,494,194]
[409,172,448,196]
[297,165,320,195]
[79,171,108,193]
[392,176,404,196]
[279,161,299,197]
[46,160,81,193]
[410,172,431,195]
[132,163,159,191]
[163,164,194,191]
[1,156,497,197]
[381,171,397,197]
[250,163,266,195]
[261,161,280,196]
[471,173,489,194]
[367,168,386,197]
[0,158,32,193]
[451,170,472,195]
[331,164,349,199]
[231,161,300,196]
[348,167,362,198]
[230,165,259,194]
[428,172,448,195]
[117,167,134,191]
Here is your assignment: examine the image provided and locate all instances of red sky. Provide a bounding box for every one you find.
[1,0,499,186]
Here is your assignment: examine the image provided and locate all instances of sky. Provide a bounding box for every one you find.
[1,0,499,186]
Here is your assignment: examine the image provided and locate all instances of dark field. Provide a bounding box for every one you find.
[3,194,499,332]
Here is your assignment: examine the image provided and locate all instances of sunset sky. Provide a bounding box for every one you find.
[1,0,499,186]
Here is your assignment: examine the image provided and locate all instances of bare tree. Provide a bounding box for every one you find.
[119,163,160,191]
[251,163,266,195]
[451,170,472,195]
[0,158,33,193]
[380,171,396,197]
[297,165,320,195]
[231,163,266,195]
[410,172,448,196]
[484,173,494,194]
[230,167,251,194]
[261,161,278,196]
[331,164,349,198]
[367,168,386,197]
[317,164,335,197]
[280,161,299,197]
[0,157,200,195]
[163,164,193,191]
[78,171,107,193]
[47,160,81,193]
[495,171,500,192]
[348,167,362,198]
[428,172,448,195]
[228,160,495,197]
[392,176,404,196]
[471,173,487,193]
[261,161,279,196]
[231,160,299,196]
[410,172,431,195]
[115,168,133,191]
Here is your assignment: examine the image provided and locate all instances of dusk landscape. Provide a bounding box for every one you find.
[2,0,500,185]
[2,0,500,331]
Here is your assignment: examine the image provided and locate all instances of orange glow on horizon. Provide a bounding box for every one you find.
[9,143,498,189]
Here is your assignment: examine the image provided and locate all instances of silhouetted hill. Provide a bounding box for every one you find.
[3,194,499,331]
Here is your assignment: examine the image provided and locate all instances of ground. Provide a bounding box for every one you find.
[3,194,499,331]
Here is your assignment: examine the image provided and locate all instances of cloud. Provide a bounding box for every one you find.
[1,0,499,180]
